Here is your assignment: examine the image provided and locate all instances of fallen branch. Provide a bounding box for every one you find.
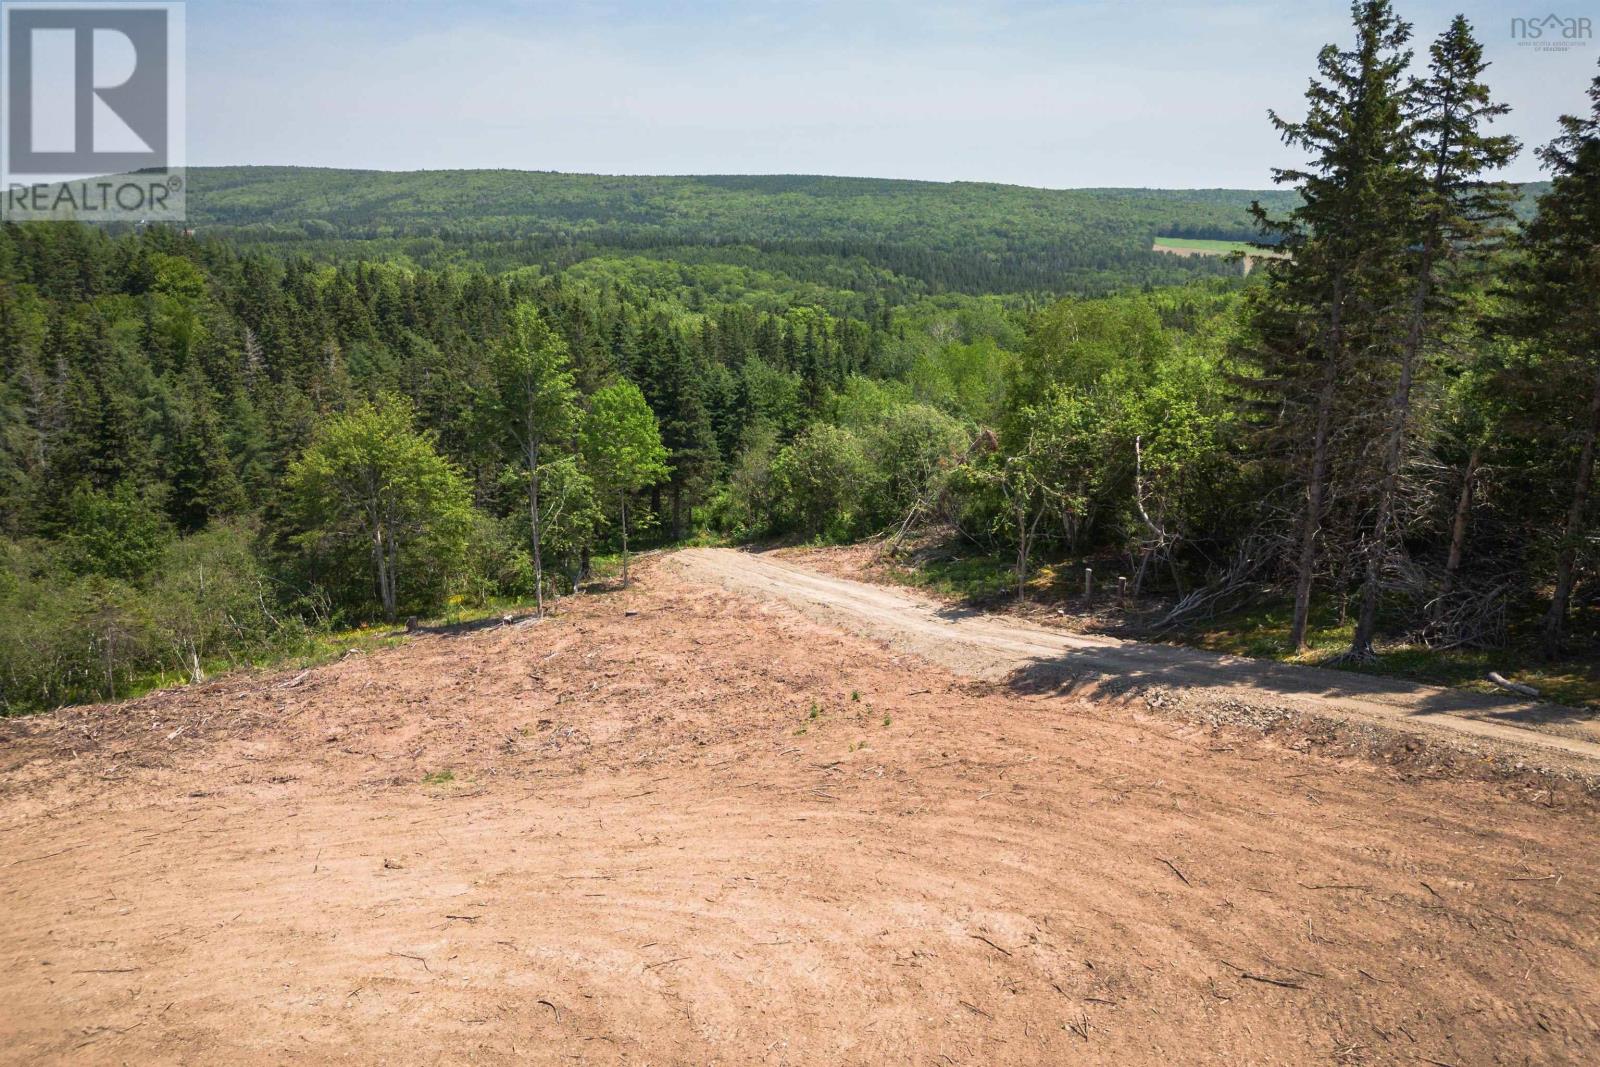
[1219,960,1304,989]
[387,951,430,972]
[1486,672,1540,699]
[1297,882,1370,891]
[645,955,691,970]
[969,933,1014,957]
[72,967,140,974]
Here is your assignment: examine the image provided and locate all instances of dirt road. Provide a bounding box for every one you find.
[671,547,1600,767]
[2,555,1598,1064]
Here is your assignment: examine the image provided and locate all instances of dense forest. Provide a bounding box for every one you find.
[188,168,1294,295]
[2,1,1598,713]
[185,168,1548,295]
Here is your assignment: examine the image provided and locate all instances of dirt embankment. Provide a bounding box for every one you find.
[1,553,1598,1065]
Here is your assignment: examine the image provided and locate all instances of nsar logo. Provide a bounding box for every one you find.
[1511,13,1593,52]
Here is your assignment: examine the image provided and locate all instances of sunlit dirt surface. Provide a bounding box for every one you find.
[2,554,1597,1065]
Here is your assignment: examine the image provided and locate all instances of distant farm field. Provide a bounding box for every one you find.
[1152,237,1289,272]
[1151,236,1257,254]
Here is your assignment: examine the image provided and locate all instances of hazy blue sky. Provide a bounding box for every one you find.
[189,1,1596,187]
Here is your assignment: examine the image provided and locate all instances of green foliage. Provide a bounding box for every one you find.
[487,304,580,453]
[0,523,294,713]
[61,481,173,581]
[942,288,1240,578]
[485,302,582,610]
[583,380,670,500]
[713,422,783,538]
[769,424,873,539]
[582,379,669,580]
[286,396,475,619]
[458,511,533,606]
[188,168,1295,295]
[495,453,602,595]
[905,337,1012,424]
[1009,297,1171,415]
[1496,68,1600,654]
[855,402,968,530]
[146,522,286,681]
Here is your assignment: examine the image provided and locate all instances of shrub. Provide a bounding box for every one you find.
[769,424,872,539]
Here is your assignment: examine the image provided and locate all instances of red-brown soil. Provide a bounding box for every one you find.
[2,554,1597,1064]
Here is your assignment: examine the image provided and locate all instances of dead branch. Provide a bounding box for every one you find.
[969,933,1014,957]
[387,951,430,972]
[1218,960,1304,989]
[1486,672,1539,699]
[1159,857,1192,886]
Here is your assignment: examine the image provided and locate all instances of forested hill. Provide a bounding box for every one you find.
[184,167,1301,294]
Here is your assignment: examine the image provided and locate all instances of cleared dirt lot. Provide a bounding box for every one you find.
[2,553,1598,1064]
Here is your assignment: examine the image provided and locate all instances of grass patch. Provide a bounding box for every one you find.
[1178,599,1600,709]
[421,769,456,786]
[882,549,1081,605]
[881,550,1019,602]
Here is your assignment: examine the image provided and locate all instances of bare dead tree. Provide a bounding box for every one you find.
[1150,526,1289,632]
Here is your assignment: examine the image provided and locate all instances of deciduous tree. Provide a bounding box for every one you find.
[581,381,668,587]
[287,396,473,620]
[487,304,580,615]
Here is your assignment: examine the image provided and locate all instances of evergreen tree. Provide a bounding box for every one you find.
[1248,0,1418,651]
[166,364,248,532]
[1345,14,1518,659]
[638,320,719,537]
[1497,65,1600,656]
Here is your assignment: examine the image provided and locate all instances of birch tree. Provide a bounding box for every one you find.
[488,304,579,616]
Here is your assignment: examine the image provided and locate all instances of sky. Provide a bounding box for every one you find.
[187,0,1598,188]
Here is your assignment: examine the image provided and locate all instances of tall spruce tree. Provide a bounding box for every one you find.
[638,319,718,538]
[1498,65,1600,657]
[1249,0,1417,651]
[1345,14,1518,659]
